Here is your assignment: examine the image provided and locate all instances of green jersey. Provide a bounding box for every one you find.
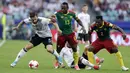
[55,10,77,35]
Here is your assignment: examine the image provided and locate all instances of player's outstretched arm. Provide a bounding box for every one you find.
[12,21,24,30]
[112,25,126,40]
[53,23,62,35]
[49,16,62,35]
[75,18,86,33]
[88,29,93,44]
[88,23,95,43]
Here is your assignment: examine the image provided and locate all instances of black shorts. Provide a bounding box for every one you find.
[30,34,52,48]
[77,33,89,41]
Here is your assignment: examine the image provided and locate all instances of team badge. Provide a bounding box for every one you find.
[61,16,64,18]
[70,16,72,19]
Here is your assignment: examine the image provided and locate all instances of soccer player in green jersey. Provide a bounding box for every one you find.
[53,2,85,70]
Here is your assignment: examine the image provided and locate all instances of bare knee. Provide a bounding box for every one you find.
[87,45,94,52]
[110,48,118,53]
[46,45,53,53]
[25,43,34,51]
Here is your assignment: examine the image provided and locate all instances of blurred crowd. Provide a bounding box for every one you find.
[92,0,130,21]
[0,0,130,40]
[0,0,78,40]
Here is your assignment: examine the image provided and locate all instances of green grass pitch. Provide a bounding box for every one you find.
[0,40,129,73]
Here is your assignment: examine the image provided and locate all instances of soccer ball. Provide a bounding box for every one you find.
[29,60,39,69]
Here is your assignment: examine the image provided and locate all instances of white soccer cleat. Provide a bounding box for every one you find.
[121,66,129,71]
[10,61,17,67]
[86,67,92,70]
[98,58,104,65]
[96,58,104,65]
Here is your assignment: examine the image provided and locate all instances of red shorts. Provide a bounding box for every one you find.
[92,38,117,54]
[57,32,77,49]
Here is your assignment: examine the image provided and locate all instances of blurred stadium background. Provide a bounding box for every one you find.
[0,0,130,46]
[0,0,130,73]
[0,0,129,42]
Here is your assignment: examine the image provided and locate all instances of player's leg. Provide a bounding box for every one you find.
[56,35,66,53]
[94,54,104,65]
[83,34,95,65]
[83,48,104,66]
[84,35,104,64]
[42,37,64,66]
[87,39,104,68]
[55,35,66,68]
[67,32,80,70]
[79,57,100,70]
[84,45,94,64]
[104,39,129,71]
[77,33,83,44]
[11,34,42,67]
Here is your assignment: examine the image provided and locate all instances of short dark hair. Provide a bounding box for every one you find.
[62,2,69,8]
[29,11,37,18]
[82,4,88,7]
[96,16,103,20]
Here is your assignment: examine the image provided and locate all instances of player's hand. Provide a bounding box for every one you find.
[122,34,126,40]
[74,28,78,32]
[57,29,62,35]
[50,15,56,23]
[12,27,19,30]
[81,27,86,33]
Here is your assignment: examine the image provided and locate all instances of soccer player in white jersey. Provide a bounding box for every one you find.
[59,43,101,70]
[77,4,90,47]
[10,11,63,67]
[77,4,104,69]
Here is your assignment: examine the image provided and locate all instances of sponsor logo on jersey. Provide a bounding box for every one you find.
[61,16,64,18]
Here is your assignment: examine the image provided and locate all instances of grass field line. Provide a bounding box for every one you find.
[0,40,6,47]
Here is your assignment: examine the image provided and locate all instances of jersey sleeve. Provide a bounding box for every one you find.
[72,12,79,21]
[54,11,60,17]
[105,21,115,28]
[89,22,96,31]
[109,23,115,28]
[77,14,81,19]
[23,18,31,24]
[88,15,90,24]
[40,17,51,24]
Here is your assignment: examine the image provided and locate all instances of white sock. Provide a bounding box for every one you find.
[94,54,99,60]
[52,50,60,58]
[85,41,90,48]
[80,57,94,67]
[14,48,27,63]
[77,45,80,54]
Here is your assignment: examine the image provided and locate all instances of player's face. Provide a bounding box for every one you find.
[61,5,68,14]
[96,19,103,27]
[30,15,38,24]
[82,6,88,12]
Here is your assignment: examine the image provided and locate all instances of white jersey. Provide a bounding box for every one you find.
[60,46,80,67]
[77,12,90,33]
[23,17,52,38]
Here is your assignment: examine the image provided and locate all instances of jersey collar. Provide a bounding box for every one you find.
[99,21,104,28]
[63,11,69,15]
